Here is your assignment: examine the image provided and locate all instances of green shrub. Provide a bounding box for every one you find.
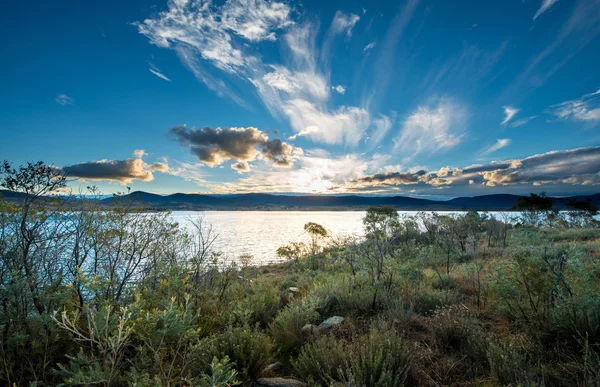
[194,326,273,382]
[226,280,282,327]
[293,329,411,387]
[292,335,347,385]
[487,343,538,386]
[428,306,489,376]
[411,287,461,315]
[308,274,403,318]
[346,330,412,387]
[270,302,319,357]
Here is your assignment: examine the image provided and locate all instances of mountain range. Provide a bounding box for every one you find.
[2,190,600,211]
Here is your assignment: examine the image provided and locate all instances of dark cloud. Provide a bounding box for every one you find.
[63,157,168,184]
[355,170,426,185]
[231,161,251,173]
[335,146,600,193]
[169,125,298,167]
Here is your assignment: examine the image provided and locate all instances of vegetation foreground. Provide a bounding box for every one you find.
[1,162,600,386]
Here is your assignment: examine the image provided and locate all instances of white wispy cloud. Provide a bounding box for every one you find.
[284,100,371,145]
[549,89,600,122]
[330,11,360,38]
[363,42,376,52]
[332,85,346,94]
[149,68,171,82]
[480,138,511,156]
[511,116,537,127]
[394,98,467,157]
[148,63,171,81]
[533,0,559,20]
[501,105,520,125]
[55,94,75,105]
[136,0,395,148]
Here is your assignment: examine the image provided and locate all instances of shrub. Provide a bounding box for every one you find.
[347,329,412,387]
[411,287,462,315]
[292,335,347,385]
[487,343,538,386]
[270,302,319,357]
[427,306,489,377]
[293,329,412,387]
[226,280,282,327]
[194,326,273,382]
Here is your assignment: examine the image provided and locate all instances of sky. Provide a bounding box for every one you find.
[1,0,600,198]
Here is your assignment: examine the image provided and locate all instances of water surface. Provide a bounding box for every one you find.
[170,211,518,265]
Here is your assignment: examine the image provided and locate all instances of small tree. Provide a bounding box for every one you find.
[304,222,328,256]
[276,241,306,264]
[512,193,553,227]
[363,207,400,281]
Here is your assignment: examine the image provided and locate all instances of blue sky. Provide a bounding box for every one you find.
[1,0,599,197]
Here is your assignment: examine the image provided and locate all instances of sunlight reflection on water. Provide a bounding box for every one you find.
[169,211,519,265]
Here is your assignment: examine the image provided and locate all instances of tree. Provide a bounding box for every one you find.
[0,160,68,315]
[363,207,400,281]
[363,206,399,238]
[566,199,598,228]
[304,222,328,255]
[276,241,306,264]
[512,193,553,227]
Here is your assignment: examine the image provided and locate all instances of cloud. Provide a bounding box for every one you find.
[333,146,600,193]
[149,65,171,81]
[231,161,251,173]
[62,153,168,184]
[533,0,560,20]
[137,1,394,148]
[283,100,371,145]
[501,105,520,125]
[332,85,346,94]
[169,125,299,168]
[287,125,320,140]
[366,113,395,148]
[209,151,387,193]
[394,98,467,157]
[480,139,511,156]
[55,94,75,105]
[363,42,376,52]
[133,149,148,158]
[503,0,600,97]
[137,0,292,68]
[549,89,600,122]
[511,116,537,127]
[330,11,360,38]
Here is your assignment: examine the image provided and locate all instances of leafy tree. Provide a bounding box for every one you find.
[363,207,400,281]
[304,222,328,255]
[512,193,553,227]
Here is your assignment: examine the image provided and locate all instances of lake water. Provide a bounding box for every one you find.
[170,211,519,265]
[171,211,366,265]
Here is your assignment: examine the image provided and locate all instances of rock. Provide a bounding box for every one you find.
[317,316,344,332]
[262,362,283,374]
[255,377,307,387]
[300,323,319,342]
[288,287,299,299]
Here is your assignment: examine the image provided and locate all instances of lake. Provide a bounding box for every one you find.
[171,211,366,265]
[170,211,519,265]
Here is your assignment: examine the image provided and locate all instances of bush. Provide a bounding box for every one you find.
[270,302,319,357]
[487,343,538,386]
[427,306,489,377]
[411,287,462,315]
[293,329,412,387]
[194,326,273,382]
[292,335,347,385]
[226,279,282,327]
